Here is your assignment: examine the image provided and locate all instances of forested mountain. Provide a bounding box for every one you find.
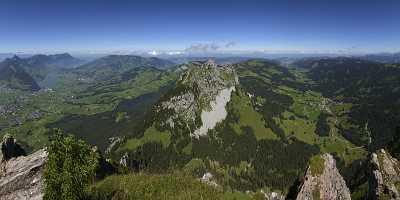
[25,53,82,69]
[167,56,254,64]
[0,56,40,91]
[361,52,400,64]
[296,58,400,152]
[74,55,176,81]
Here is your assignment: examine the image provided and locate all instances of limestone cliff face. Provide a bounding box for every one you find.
[296,153,351,200]
[368,149,400,200]
[0,149,47,200]
[155,60,238,138]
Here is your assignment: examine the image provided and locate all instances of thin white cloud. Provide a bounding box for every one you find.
[225,41,236,48]
[184,43,220,52]
[166,51,183,55]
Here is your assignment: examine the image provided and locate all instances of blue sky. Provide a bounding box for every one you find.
[1,0,399,54]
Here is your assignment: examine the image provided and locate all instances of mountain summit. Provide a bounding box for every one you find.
[155,59,238,138]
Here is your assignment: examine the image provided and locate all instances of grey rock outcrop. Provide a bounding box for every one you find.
[0,135,26,162]
[199,172,219,188]
[260,190,285,200]
[296,153,351,200]
[0,149,47,200]
[368,149,400,200]
[156,60,238,137]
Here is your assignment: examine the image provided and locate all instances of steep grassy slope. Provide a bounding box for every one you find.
[89,173,262,200]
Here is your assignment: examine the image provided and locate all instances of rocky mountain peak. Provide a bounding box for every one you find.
[11,55,21,61]
[0,149,47,200]
[296,153,351,200]
[156,61,238,138]
[368,149,400,200]
[3,55,24,66]
[0,134,47,200]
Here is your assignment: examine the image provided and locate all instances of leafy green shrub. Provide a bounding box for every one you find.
[44,130,99,200]
[315,113,330,137]
[309,155,325,176]
[183,158,206,177]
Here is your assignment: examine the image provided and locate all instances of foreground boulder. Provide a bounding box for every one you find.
[0,149,47,200]
[296,153,351,200]
[368,149,400,200]
[0,134,26,162]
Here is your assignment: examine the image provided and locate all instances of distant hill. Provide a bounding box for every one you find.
[361,52,400,63]
[167,56,254,64]
[21,53,83,82]
[74,55,175,81]
[0,56,40,91]
[25,53,82,69]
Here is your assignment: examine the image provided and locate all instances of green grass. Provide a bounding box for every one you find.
[279,111,317,144]
[90,173,253,200]
[229,92,278,140]
[222,192,253,200]
[272,85,367,166]
[309,155,325,176]
[182,142,192,155]
[118,125,171,152]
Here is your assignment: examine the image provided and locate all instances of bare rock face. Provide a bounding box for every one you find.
[260,190,285,200]
[0,149,47,200]
[199,172,219,188]
[368,149,400,200]
[296,153,351,200]
[155,60,238,137]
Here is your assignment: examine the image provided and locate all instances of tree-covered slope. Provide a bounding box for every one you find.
[299,58,400,152]
[73,55,175,82]
[0,56,40,91]
[21,53,83,83]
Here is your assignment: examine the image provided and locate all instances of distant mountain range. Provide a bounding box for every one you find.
[0,53,83,90]
[73,55,176,81]
[0,54,177,91]
[25,53,83,69]
[166,56,255,64]
[361,52,400,63]
[0,56,40,91]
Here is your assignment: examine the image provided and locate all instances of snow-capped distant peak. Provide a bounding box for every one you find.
[148,50,158,56]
